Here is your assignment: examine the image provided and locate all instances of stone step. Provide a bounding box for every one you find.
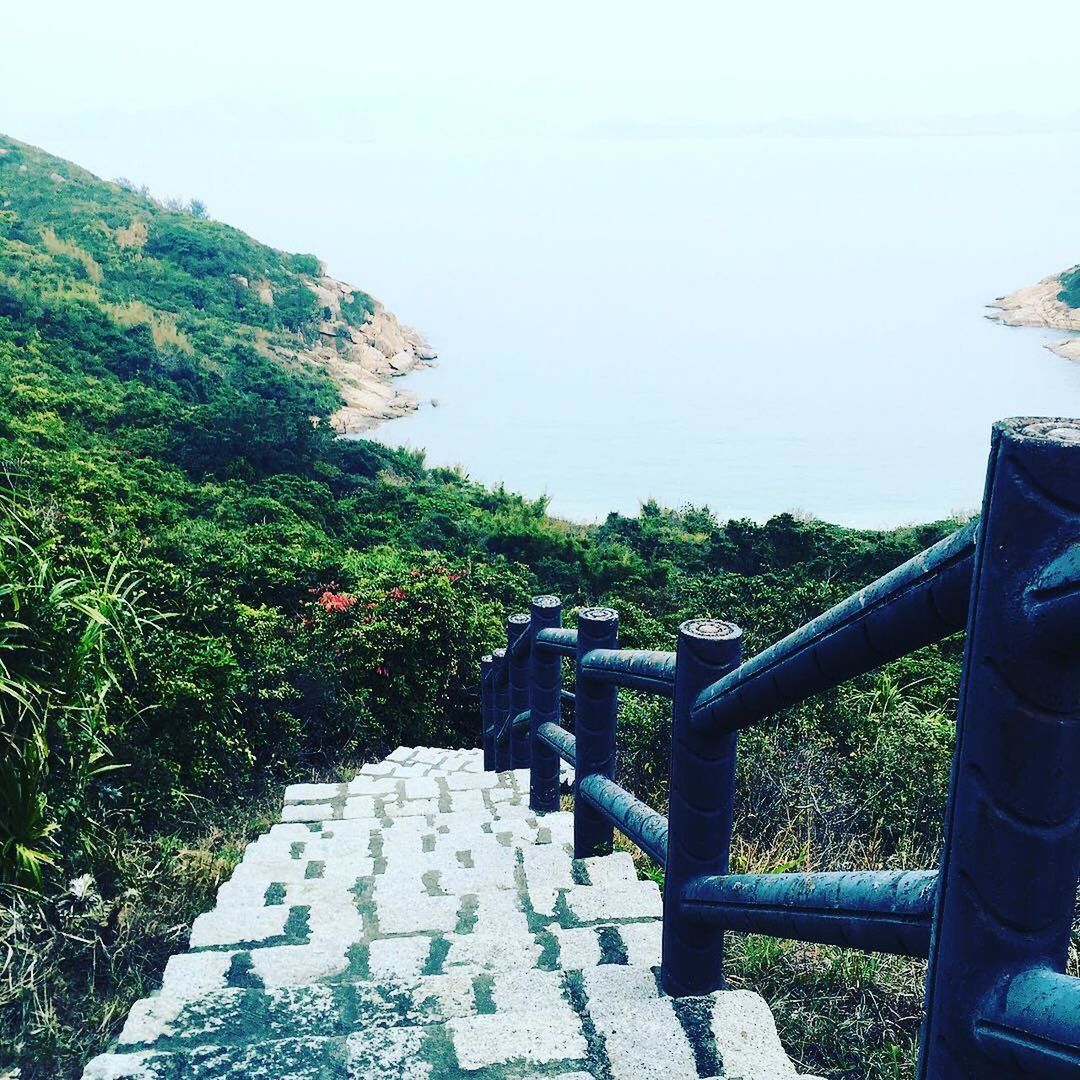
[86,964,813,1078]
[82,747,816,1080]
[115,966,578,1052]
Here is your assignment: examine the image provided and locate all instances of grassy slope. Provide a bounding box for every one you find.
[0,134,980,1079]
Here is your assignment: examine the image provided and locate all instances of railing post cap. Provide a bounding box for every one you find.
[531,594,561,609]
[994,417,1080,529]
[679,618,741,642]
[579,606,618,625]
[492,647,506,658]
[481,654,493,664]
[507,612,530,627]
[678,618,742,663]
[996,416,1080,447]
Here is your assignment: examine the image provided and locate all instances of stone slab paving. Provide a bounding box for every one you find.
[83,747,821,1079]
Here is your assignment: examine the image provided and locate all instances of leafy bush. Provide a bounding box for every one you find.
[340,288,376,326]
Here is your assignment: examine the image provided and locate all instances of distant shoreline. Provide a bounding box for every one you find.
[266,272,437,435]
[987,272,1080,362]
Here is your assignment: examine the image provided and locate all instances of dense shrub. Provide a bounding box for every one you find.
[0,131,973,1080]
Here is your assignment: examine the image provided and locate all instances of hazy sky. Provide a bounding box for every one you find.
[5,2,1080,161]
[3,2,1079,524]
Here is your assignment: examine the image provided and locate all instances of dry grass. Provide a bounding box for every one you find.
[0,793,280,1079]
[113,220,147,250]
[40,228,102,284]
[104,300,193,354]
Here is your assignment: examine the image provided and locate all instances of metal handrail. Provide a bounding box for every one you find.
[535,626,577,655]
[690,520,977,733]
[681,869,937,957]
[580,648,677,696]
[477,419,1080,1078]
[577,773,669,865]
[536,721,576,766]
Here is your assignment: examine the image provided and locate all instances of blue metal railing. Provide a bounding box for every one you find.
[478,417,1080,1078]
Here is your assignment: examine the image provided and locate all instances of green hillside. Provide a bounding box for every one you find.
[0,135,966,1080]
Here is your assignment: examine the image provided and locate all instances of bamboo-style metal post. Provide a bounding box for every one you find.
[573,607,620,857]
[528,595,563,812]
[919,419,1080,1077]
[660,618,743,997]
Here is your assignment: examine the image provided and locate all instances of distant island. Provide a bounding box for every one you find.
[989,265,1080,362]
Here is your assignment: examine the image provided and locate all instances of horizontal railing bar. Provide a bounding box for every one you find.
[580,648,677,697]
[511,709,531,731]
[681,869,937,958]
[560,689,576,704]
[535,627,578,656]
[577,773,669,867]
[691,520,978,734]
[974,968,1080,1077]
[537,721,576,767]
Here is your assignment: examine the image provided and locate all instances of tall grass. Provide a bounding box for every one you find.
[0,497,157,885]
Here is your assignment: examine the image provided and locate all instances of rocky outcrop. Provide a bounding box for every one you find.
[265,273,437,434]
[988,273,1080,362]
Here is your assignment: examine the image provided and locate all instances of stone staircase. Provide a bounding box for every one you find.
[83,747,818,1079]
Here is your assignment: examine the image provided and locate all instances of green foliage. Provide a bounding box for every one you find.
[340,288,376,326]
[1059,265,1080,308]
[0,498,157,885]
[0,131,972,1079]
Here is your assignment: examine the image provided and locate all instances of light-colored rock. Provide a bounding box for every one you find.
[346,1026,432,1078]
[189,902,289,947]
[284,782,342,802]
[617,920,663,966]
[158,950,233,997]
[711,990,800,1078]
[581,851,637,887]
[564,881,662,924]
[988,272,1080,364]
[248,939,351,986]
[368,935,432,979]
[591,997,699,1079]
[82,1051,170,1079]
[447,1012,587,1070]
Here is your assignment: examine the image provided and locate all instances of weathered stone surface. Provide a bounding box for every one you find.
[581,851,637,887]
[591,997,699,1079]
[563,880,662,924]
[549,925,604,969]
[285,782,343,803]
[188,902,290,947]
[368,936,433,979]
[282,802,336,823]
[711,990,801,1078]
[84,745,807,1080]
[346,1027,431,1078]
[248,939,352,986]
[447,1012,587,1070]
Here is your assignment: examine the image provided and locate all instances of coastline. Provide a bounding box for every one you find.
[263,272,437,434]
[987,271,1080,362]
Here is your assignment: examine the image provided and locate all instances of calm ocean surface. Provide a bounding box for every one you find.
[316,134,1080,526]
